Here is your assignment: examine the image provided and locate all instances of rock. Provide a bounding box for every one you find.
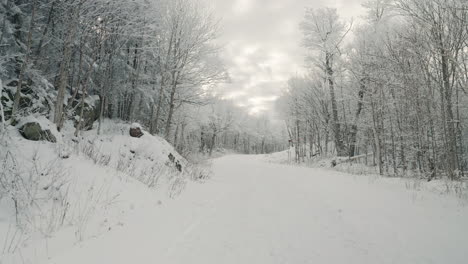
[168,153,175,163]
[19,95,32,108]
[129,123,143,138]
[2,82,34,119]
[19,122,57,143]
[175,160,182,172]
[1,86,13,120]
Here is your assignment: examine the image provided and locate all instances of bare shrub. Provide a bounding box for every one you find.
[442,179,468,200]
[136,163,171,189]
[1,222,26,255]
[0,150,71,237]
[184,162,212,182]
[404,179,422,191]
[168,177,187,198]
[68,180,113,241]
[74,139,111,166]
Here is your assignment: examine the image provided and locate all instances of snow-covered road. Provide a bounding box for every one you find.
[49,155,468,264]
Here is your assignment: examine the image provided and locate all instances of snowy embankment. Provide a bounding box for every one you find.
[0,118,208,264]
[263,148,468,200]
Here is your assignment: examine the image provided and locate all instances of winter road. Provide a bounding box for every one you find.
[49,155,468,264]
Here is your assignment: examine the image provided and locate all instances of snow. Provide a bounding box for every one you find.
[264,148,468,198]
[130,122,142,130]
[1,124,468,264]
[0,119,190,263]
[2,154,465,264]
[84,95,99,107]
[16,115,59,135]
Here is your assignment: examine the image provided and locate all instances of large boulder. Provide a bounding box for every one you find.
[129,123,144,138]
[19,122,57,143]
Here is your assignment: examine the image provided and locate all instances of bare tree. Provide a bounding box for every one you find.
[300,7,352,156]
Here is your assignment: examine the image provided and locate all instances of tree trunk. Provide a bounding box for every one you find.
[153,78,165,134]
[0,79,5,131]
[35,0,56,57]
[74,87,86,137]
[53,8,77,130]
[349,78,366,157]
[326,53,347,156]
[200,130,205,153]
[173,123,179,146]
[371,87,383,175]
[209,133,216,156]
[164,71,179,139]
[11,0,36,120]
[439,36,459,179]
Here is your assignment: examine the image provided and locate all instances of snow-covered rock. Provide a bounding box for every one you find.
[129,122,144,138]
[0,118,197,263]
[17,116,58,142]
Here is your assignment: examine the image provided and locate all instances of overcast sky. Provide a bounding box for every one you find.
[205,0,366,115]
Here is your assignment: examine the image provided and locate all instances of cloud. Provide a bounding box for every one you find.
[205,0,365,114]
[233,0,253,15]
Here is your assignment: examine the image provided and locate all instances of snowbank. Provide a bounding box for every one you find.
[0,119,206,263]
[262,147,468,201]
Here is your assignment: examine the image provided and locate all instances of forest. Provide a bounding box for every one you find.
[277,0,468,179]
[1,1,468,263]
[0,0,286,160]
[1,0,467,179]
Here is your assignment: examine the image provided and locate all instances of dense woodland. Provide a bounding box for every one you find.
[278,0,467,179]
[0,0,286,157]
[1,0,467,180]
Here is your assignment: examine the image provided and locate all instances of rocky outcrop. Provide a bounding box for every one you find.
[19,122,57,143]
[2,80,53,123]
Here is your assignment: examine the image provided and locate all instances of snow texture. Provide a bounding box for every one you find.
[2,148,467,263]
[0,120,189,263]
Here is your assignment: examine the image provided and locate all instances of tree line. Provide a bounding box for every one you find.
[0,0,287,157]
[1,0,225,134]
[277,0,467,179]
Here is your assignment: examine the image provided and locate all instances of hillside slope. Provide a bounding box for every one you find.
[0,118,207,264]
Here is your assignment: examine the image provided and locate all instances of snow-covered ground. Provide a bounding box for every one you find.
[2,124,467,264]
[0,119,206,264]
[263,148,468,198]
[3,154,462,264]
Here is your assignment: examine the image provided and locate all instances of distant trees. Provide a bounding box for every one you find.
[278,0,467,179]
[175,99,287,157]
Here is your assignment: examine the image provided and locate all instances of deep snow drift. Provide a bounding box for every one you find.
[4,154,466,264]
